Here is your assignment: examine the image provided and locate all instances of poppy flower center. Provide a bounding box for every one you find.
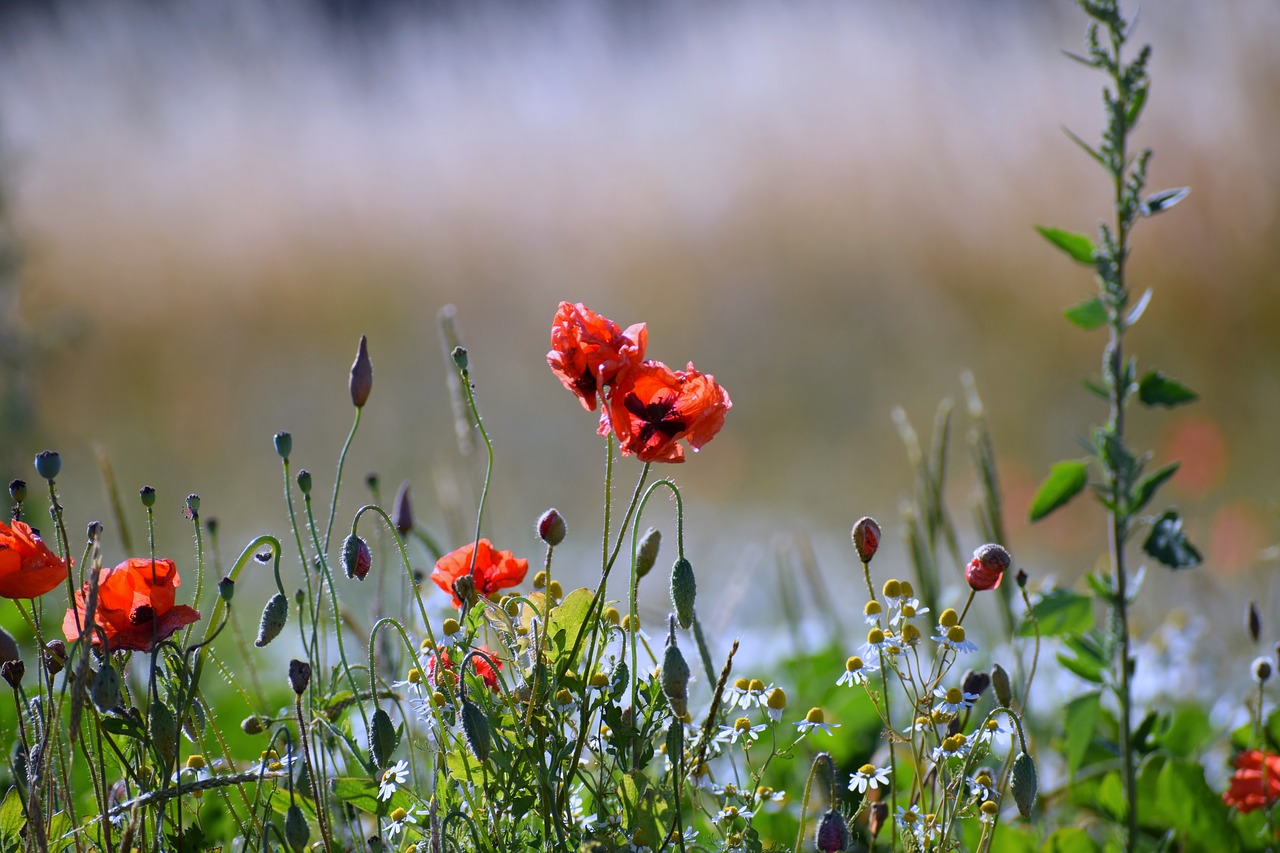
[624,392,685,447]
[131,605,155,625]
[573,366,597,396]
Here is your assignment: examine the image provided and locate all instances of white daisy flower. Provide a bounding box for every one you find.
[933,685,980,716]
[848,764,891,794]
[378,759,410,801]
[795,707,840,736]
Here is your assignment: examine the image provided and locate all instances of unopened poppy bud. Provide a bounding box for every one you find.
[670,557,696,629]
[218,576,235,602]
[391,482,414,536]
[0,628,17,664]
[296,470,312,496]
[1,660,23,689]
[273,431,292,460]
[451,346,469,372]
[636,527,661,579]
[370,707,399,768]
[34,450,61,481]
[1249,601,1262,643]
[91,663,122,711]
[341,533,372,581]
[962,669,990,698]
[1016,569,1028,588]
[139,485,156,508]
[241,715,267,735]
[288,659,312,695]
[1253,657,1273,684]
[8,479,25,503]
[150,702,178,769]
[991,663,1013,707]
[461,697,490,761]
[661,617,690,718]
[186,494,201,515]
[82,521,102,543]
[852,516,881,563]
[255,593,290,647]
[452,575,476,608]
[43,640,65,676]
[206,517,218,536]
[294,587,305,605]
[815,808,851,853]
[869,801,889,840]
[349,335,373,408]
[285,804,310,852]
[537,508,566,546]
[966,543,1011,591]
[1010,752,1038,817]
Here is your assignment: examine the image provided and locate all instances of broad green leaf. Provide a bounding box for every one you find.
[1064,297,1109,330]
[1029,460,1089,522]
[1036,226,1097,265]
[1064,692,1102,775]
[1057,651,1105,684]
[47,812,73,853]
[1138,372,1198,408]
[100,715,148,741]
[618,771,664,850]
[1124,288,1152,327]
[1156,758,1238,851]
[1042,827,1100,853]
[1019,590,1094,637]
[1143,187,1190,216]
[0,788,23,846]
[1096,772,1126,820]
[546,587,595,656]
[329,776,412,818]
[1157,705,1214,758]
[1131,461,1179,514]
[1143,510,1202,569]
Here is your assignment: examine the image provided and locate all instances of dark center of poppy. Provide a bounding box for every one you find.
[624,392,686,447]
[130,605,155,625]
[573,366,597,396]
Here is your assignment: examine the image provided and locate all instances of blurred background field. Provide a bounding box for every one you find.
[0,0,1278,661]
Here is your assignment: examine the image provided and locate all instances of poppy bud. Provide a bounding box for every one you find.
[1248,601,1262,643]
[460,697,490,762]
[285,804,310,853]
[150,702,178,770]
[34,450,61,481]
[962,669,991,698]
[8,479,25,503]
[288,659,312,695]
[349,335,373,408]
[186,494,201,515]
[670,557,696,629]
[452,575,476,609]
[1016,569,1028,588]
[0,628,17,664]
[205,517,218,536]
[537,508,566,547]
[966,543,1011,591]
[661,617,690,718]
[370,707,399,768]
[273,431,293,460]
[1253,657,1272,684]
[392,482,414,536]
[86,520,103,540]
[139,485,156,508]
[342,533,372,581]
[1,660,23,689]
[991,663,1013,707]
[869,801,889,840]
[43,640,65,677]
[256,593,290,647]
[296,470,312,496]
[241,715,266,735]
[852,516,881,563]
[815,808,850,853]
[91,663,122,711]
[218,576,235,602]
[1010,752,1038,817]
[183,698,207,742]
[451,346,469,372]
[636,527,661,579]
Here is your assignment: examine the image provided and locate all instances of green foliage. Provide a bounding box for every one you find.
[1143,510,1203,568]
[1029,460,1089,521]
[1036,226,1097,264]
[1137,372,1198,407]
[1019,589,1094,636]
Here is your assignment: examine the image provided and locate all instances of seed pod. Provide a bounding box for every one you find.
[285,804,310,853]
[815,808,851,853]
[460,697,490,762]
[636,527,661,579]
[852,516,881,563]
[273,430,293,460]
[255,593,290,647]
[1010,751,1038,817]
[661,619,690,718]
[150,702,178,770]
[139,484,156,508]
[991,663,1012,707]
[349,335,373,408]
[288,659,312,695]
[90,663,122,712]
[394,482,415,536]
[8,479,26,503]
[670,557,696,629]
[34,450,61,481]
[370,708,399,768]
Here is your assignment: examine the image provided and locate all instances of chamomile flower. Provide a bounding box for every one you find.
[896,803,922,832]
[976,716,1011,745]
[933,623,979,654]
[713,805,755,825]
[716,717,767,747]
[378,759,410,801]
[795,707,840,736]
[860,627,894,659]
[754,786,787,807]
[836,656,876,687]
[863,599,885,626]
[765,687,787,722]
[385,805,425,838]
[568,788,597,831]
[247,749,295,778]
[890,598,929,628]
[172,754,215,797]
[931,733,971,762]
[848,764,891,794]
[740,679,771,709]
[968,771,996,802]
[933,685,980,716]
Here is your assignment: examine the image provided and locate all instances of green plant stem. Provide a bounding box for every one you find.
[323,407,362,553]
[294,694,334,853]
[455,362,494,580]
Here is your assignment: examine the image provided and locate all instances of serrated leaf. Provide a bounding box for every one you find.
[1029,460,1089,522]
[1036,226,1096,265]
[1138,372,1198,407]
[0,788,23,845]
[1124,288,1152,327]
[1143,187,1190,216]
[1131,461,1179,514]
[1019,590,1094,637]
[1064,297,1109,330]
[1064,692,1102,775]
[1143,510,1202,569]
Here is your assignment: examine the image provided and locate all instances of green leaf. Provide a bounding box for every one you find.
[328,777,412,818]
[1064,297,1109,330]
[1019,590,1094,637]
[546,587,594,656]
[1143,510,1202,569]
[1157,705,1214,758]
[618,771,664,850]
[1064,692,1102,775]
[1029,460,1089,522]
[1143,187,1190,216]
[99,715,148,741]
[1131,461,1179,514]
[1083,378,1109,400]
[0,788,23,846]
[1096,772,1126,820]
[1125,84,1148,128]
[1036,226,1097,265]
[1156,758,1238,851]
[1138,372,1198,407]
[1042,827,1100,853]
[1063,127,1107,167]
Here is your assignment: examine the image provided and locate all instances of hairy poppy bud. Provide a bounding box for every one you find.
[285,804,310,853]
[962,669,990,698]
[0,628,17,665]
[288,659,312,695]
[966,543,1011,591]
[370,707,399,768]
[91,663,122,711]
[852,516,881,563]
[815,808,851,853]
[139,485,156,508]
[86,520,103,540]
[150,702,178,770]
[452,575,476,609]
[991,663,1013,707]
[186,494,200,515]
[461,697,490,762]
[241,715,266,735]
[537,508,566,547]
[451,346,469,372]
[342,534,372,581]
[1,660,23,689]
[349,335,373,408]
[8,479,25,503]
[34,450,61,481]
[1248,601,1262,643]
[1016,569,1028,588]
[218,576,235,602]
[393,482,414,536]
[296,469,312,496]
[1253,657,1273,684]
[661,617,690,718]
[1010,752,1038,817]
[670,557,696,629]
[636,527,661,579]
[273,430,293,460]
[256,593,290,647]
[43,640,65,677]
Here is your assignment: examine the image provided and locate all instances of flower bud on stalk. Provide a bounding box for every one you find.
[461,697,490,762]
[636,527,661,579]
[393,482,415,536]
[256,593,290,647]
[241,715,267,735]
[962,669,991,698]
[852,516,881,564]
[273,431,293,461]
[815,808,851,853]
[139,485,156,508]
[661,616,690,718]
[991,663,1013,707]
[8,479,25,503]
[296,470,312,496]
[370,708,399,768]
[91,663,122,711]
[537,508,566,547]
[670,557,696,629]
[1010,751,1038,817]
[966,543,1011,591]
[43,640,65,677]
[150,702,178,770]
[349,335,373,408]
[288,659,312,695]
[1,660,23,689]
[1248,601,1262,643]
[285,804,310,853]
[1253,657,1273,684]
[218,576,235,602]
[341,533,372,581]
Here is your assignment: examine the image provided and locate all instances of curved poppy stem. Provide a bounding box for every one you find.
[454,357,495,580]
[322,406,362,554]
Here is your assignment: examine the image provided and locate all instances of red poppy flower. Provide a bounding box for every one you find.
[63,557,201,652]
[0,519,69,599]
[604,360,731,463]
[426,645,502,691]
[965,544,1011,591]
[547,302,647,411]
[431,539,528,609]
[1224,750,1280,813]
